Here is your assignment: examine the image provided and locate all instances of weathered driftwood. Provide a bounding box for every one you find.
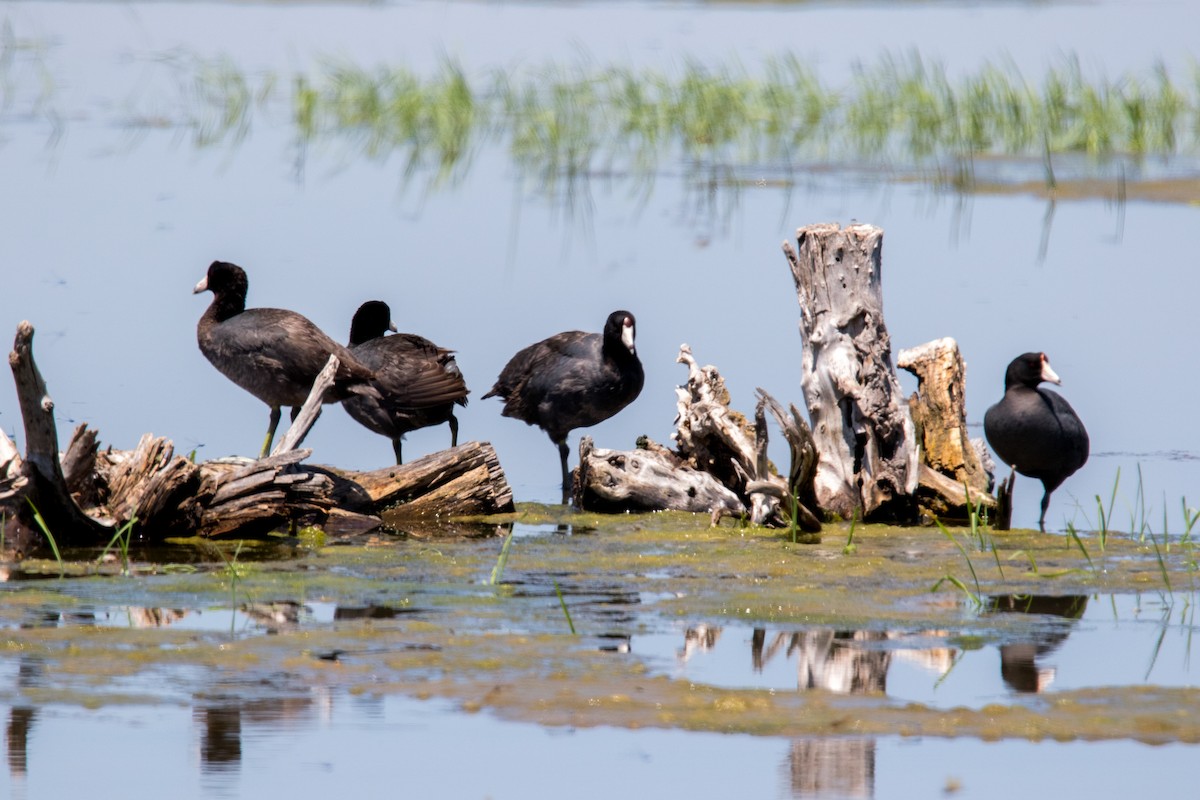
[897,337,997,521]
[574,435,744,515]
[8,321,112,543]
[574,344,820,529]
[326,441,514,519]
[783,223,918,521]
[2,326,514,551]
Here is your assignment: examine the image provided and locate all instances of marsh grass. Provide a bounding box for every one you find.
[490,528,515,586]
[214,540,247,635]
[553,580,577,635]
[25,498,63,577]
[932,518,982,608]
[171,52,1200,200]
[98,513,138,576]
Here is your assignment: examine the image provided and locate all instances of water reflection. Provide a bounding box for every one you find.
[785,738,874,800]
[662,595,1113,703]
[985,594,1088,693]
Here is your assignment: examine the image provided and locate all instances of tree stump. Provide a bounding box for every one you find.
[782,223,918,521]
[897,337,997,521]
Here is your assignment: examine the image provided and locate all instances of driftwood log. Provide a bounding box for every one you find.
[783,223,918,521]
[573,436,743,515]
[576,344,821,532]
[897,337,998,522]
[1,322,514,556]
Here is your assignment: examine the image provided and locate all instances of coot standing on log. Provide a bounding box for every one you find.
[983,352,1089,531]
[483,310,644,504]
[343,300,470,465]
[194,260,377,458]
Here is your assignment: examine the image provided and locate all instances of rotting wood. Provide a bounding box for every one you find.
[897,337,997,521]
[8,321,112,543]
[783,223,918,521]
[574,345,820,531]
[574,435,745,515]
[2,323,515,551]
[324,441,514,518]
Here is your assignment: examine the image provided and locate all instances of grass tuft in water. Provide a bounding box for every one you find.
[933,518,982,607]
[490,528,515,586]
[553,580,577,635]
[25,498,63,577]
[98,512,138,577]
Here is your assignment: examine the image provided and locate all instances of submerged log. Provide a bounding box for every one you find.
[897,337,997,521]
[783,223,918,521]
[2,325,515,550]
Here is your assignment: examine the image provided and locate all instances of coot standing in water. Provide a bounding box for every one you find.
[343,300,470,464]
[983,352,1089,531]
[194,260,377,458]
[483,310,644,504]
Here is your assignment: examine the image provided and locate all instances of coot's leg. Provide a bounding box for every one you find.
[449,414,459,448]
[392,437,404,466]
[261,406,283,458]
[557,439,570,505]
[1038,488,1051,532]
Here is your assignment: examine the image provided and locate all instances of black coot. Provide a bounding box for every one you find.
[194,260,377,458]
[983,352,1089,530]
[342,300,470,464]
[483,310,644,504]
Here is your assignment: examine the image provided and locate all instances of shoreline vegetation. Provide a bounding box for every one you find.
[182,52,1200,200]
[2,22,1198,200]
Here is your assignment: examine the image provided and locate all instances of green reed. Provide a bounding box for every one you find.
[489,528,515,586]
[25,498,63,576]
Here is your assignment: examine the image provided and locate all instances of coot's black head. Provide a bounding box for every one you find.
[349,300,397,346]
[193,261,250,320]
[1004,352,1061,390]
[602,310,637,357]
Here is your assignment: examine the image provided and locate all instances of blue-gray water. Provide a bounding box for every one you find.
[2,1,1200,796]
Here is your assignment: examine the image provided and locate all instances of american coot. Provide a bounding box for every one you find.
[342,300,470,465]
[483,310,645,504]
[194,260,378,458]
[983,352,1089,531]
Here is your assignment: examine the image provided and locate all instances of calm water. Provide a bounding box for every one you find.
[2,0,1200,796]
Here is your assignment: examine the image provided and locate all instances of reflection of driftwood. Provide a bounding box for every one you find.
[2,323,514,553]
[783,223,918,521]
[574,435,743,514]
[898,337,997,521]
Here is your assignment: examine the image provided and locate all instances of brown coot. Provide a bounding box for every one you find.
[983,352,1089,531]
[483,310,644,504]
[342,300,470,464]
[194,260,377,458]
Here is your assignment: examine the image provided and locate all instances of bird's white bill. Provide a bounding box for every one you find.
[621,319,636,353]
[192,276,208,294]
[1040,358,1062,385]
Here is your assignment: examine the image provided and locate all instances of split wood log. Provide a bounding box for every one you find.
[897,337,997,521]
[324,441,514,519]
[574,435,745,515]
[783,223,918,521]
